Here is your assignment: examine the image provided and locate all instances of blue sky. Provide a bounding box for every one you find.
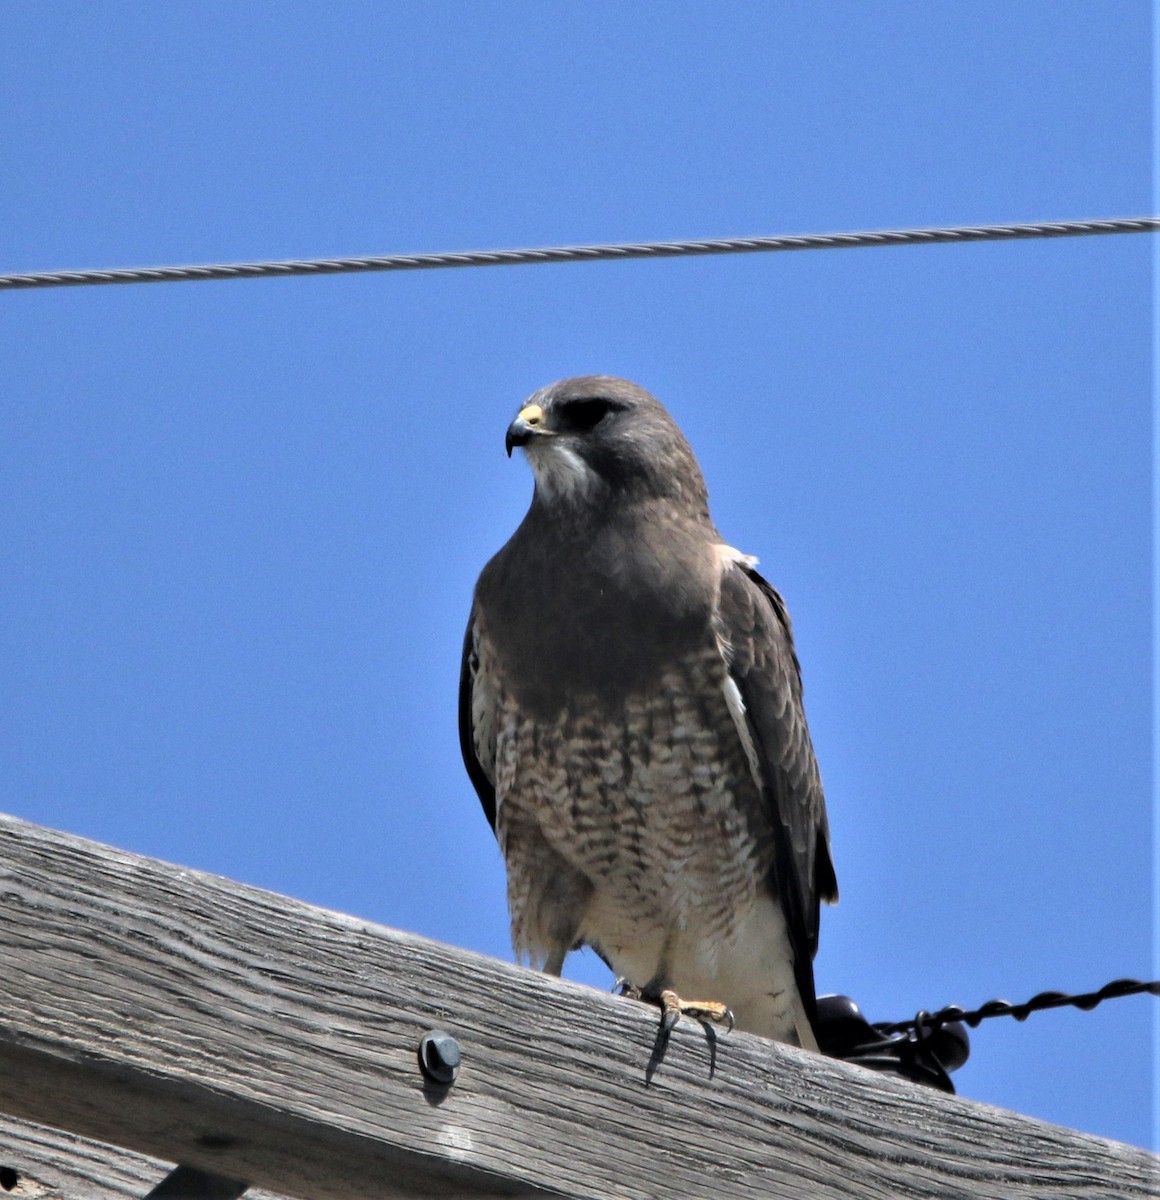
[2,2,1153,1151]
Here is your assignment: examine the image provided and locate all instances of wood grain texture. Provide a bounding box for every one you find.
[0,814,1153,1200]
[0,1114,290,1200]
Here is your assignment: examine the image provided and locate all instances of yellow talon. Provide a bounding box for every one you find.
[659,989,735,1034]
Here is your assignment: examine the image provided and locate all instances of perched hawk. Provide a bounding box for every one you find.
[459,376,837,1047]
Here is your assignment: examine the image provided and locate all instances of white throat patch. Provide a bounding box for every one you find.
[525,441,600,503]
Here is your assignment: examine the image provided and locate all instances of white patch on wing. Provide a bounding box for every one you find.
[722,672,763,792]
[715,542,759,570]
[524,441,599,502]
[713,544,764,793]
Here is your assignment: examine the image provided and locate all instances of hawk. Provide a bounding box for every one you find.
[459,376,837,1047]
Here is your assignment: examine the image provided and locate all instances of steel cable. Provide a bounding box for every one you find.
[2,216,1156,292]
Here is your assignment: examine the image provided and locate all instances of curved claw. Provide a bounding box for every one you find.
[660,993,683,1034]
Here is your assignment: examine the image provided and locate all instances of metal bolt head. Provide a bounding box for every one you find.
[418,1030,461,1085]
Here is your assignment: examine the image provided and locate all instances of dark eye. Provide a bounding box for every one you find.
[559,398,614,431]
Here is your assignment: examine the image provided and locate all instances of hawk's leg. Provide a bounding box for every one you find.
[614,978,734,1035]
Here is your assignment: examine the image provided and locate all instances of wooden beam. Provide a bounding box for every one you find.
[0,1113,291,1200]
[0,814,1153,1199]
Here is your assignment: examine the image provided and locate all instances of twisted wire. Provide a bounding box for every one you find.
[2,216,1156,292]
[875,977,1160,1036]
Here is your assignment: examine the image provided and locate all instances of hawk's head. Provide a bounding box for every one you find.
[506,375,709,515]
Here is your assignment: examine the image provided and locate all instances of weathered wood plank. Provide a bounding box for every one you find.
[0,1113,290,1200]
[0,813,1153,1200]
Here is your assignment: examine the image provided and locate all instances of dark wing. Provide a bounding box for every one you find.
[458,606,498,832]
[716,558,838,1024]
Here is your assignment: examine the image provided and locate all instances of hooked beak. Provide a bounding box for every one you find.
[505,403,551,457]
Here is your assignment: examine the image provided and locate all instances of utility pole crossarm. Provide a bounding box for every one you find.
[0,813,1152,1199]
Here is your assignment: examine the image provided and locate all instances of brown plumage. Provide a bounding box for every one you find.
[459,376,837,1046]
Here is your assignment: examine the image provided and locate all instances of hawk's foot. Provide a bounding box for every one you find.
[656,988,735,1035]
[613,978,734,1035]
